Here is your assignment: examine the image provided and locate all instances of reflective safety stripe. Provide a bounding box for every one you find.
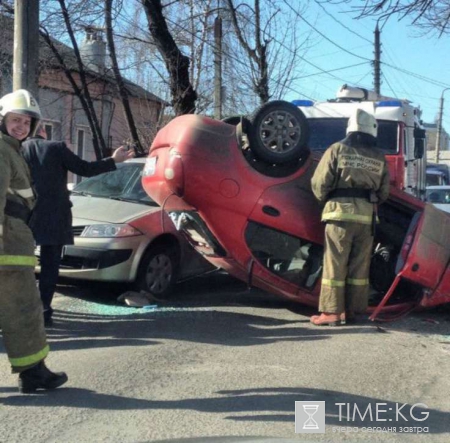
[322,212,372,224]
[0,255,37,267]
[0,224,3,236]
[322,278,345,287]
[9,345,50,368]
[8,187,34,199]
[347,278,369,286]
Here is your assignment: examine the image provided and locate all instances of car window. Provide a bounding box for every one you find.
[73,163,157,205]
[245,221,323,289]
[426,189,450,203]
[307,118,399,153]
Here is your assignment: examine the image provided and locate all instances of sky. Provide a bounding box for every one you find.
[282,1,450,130]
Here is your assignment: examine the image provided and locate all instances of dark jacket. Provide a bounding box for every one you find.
[21,138,116,245]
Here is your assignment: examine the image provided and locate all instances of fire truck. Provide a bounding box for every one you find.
[293,84,427,199]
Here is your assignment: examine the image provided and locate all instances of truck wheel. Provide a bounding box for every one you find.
[247,101,309,164]
[135,244,180,298]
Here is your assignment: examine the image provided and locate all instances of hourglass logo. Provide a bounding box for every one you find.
[295,401,325,433]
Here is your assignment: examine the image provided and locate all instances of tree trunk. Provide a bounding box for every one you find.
[105,0,145,155]
[141,0,197,115]
[57,0,108,158]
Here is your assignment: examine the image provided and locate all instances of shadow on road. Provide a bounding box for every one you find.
[32,305,380,352]
[55,271,450,339]
[0,386,447,434]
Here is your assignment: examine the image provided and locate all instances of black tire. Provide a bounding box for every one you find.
[247,100,309,164]
[135,244,180,298]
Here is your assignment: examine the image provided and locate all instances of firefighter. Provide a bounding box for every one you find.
[310,108,390,326]
[0,89,68,392]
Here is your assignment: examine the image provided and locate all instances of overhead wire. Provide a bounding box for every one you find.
[313,0,373,44]
[282,0,373,62]
[118,0,448,119]
[284,0,450,99]
[159,9,371,100]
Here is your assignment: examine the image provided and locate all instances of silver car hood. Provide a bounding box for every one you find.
[433,203,450,214]
[71,195,159,225]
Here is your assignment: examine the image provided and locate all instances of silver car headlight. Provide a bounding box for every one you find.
[81,224,142,238]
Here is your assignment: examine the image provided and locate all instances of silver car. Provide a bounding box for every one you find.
[426,185,450,214]
[39,158,212,297]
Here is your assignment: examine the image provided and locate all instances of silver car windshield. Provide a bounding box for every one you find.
[426,189,450,204]
[72,163,157,206]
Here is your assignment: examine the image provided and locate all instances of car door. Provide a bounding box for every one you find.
[371,203,450,319]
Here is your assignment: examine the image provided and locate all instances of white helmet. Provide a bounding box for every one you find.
[346,108,377,138]
[0,89,41,135]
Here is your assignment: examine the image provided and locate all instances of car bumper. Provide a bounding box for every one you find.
[35,235,148,282]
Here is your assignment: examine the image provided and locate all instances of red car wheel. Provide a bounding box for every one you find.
[248,100,309,164]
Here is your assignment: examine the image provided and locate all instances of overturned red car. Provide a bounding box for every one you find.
[142,101,450,321]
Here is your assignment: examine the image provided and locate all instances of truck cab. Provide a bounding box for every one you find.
[294,85,427,199]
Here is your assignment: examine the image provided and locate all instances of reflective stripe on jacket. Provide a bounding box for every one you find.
[311,137,390,224]
[0,133,36,270]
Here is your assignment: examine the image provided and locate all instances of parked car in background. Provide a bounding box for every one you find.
[426,185,450,213]
[142,101,450,320]
[36,158,213,297]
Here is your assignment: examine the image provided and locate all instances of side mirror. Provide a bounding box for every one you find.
[414,128,426,159]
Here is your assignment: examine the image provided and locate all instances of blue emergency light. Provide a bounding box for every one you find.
[291,100,314,107]
[376,100,403,107]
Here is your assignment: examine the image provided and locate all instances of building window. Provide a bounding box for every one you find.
[77,129,85,158]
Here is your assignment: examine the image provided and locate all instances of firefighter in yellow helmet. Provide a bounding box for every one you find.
[0,89,67,392]
[310,108,390,326]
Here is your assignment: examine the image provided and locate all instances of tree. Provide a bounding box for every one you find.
[40,0,108,159]
[337,0,450,36]
[104,0,145,154]
[141,0,198,115]
[223,0,310,106]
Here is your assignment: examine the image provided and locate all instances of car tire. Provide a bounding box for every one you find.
[247,100,309,164]
[135,244,180,298]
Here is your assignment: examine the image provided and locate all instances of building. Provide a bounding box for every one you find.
[0,15,167,183]
[424,121,450,164]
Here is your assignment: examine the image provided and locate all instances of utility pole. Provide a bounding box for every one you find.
[374,22,381,96]
[214,15,223,119]
[435,88,450,163]
[13,0,40,98]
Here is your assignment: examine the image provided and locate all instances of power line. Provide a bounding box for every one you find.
[160,12,367,99]
[282,0,373,63]
[383,62,450,89]
[288,1,450,95]
[313,0,372,44]
[296,62,369,79]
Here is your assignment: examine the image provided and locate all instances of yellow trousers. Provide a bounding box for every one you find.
[319,221,373,314]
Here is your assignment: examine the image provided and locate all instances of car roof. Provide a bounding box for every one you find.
[426,185,450,190]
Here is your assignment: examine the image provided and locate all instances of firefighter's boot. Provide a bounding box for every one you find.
[18,361,68,393]
[310,312,341,326]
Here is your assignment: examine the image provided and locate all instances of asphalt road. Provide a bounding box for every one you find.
[0,272,449,443]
